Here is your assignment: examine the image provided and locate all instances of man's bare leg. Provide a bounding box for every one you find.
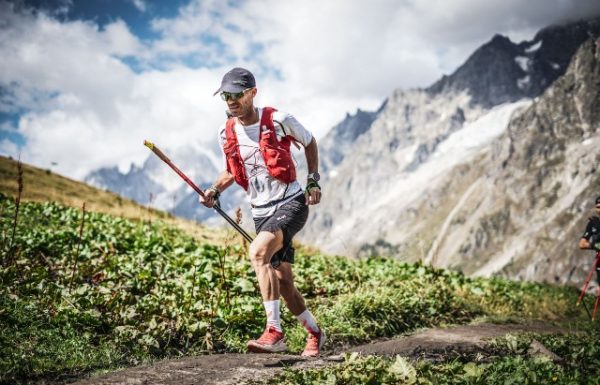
[276,262,325,356]
[276,262,306,316]
[246,230,287,353]
[249,230,284,300]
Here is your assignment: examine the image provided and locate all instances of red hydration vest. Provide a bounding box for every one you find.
[223,107,296,191]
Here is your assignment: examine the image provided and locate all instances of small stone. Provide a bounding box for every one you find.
[527,340,563,363]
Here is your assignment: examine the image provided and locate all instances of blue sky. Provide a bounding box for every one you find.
[1,0,599,179]
[19,0,188,37]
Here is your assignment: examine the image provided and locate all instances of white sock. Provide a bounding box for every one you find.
[263,300,282,332]
[296,309,320,334]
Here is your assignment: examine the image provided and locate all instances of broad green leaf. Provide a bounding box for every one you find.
[463,362,484,378]
[389,356,416,384]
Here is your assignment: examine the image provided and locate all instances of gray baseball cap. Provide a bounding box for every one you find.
[213,67,256,96]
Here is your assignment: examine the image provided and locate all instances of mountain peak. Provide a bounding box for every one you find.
[489,33,514,47]
[533,17,600,43]
[427,17,600,107]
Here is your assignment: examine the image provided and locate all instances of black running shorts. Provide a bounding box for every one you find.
[253,193,308,267]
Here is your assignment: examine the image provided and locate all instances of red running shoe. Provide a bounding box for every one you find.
[247,326,287,353]
[301,329,326,357]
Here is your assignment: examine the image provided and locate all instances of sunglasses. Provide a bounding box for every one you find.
[220,88,252,101]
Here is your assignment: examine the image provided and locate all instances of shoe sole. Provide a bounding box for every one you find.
[247,340,288,353]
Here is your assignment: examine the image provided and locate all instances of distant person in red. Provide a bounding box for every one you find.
[199,67,325,356]
[579,195,600,283]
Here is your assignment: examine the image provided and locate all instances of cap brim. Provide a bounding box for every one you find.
[213,84,247,96]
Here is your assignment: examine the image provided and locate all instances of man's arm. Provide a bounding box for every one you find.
[305,137,319,175]
[213,170,235,192]
[200,170,234,208]
[581,233,600,251]
[304,137,321,206]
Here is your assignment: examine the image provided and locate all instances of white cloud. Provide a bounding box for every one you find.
[0,3,225,178]
[131,0,146,13]
[1,0,599,181]
[0,139,20,159]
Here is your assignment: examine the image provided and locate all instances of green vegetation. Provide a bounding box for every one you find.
[0,155,223,244]
[256,329,600,385]
[0,155,160,220]
[0,194,590,383]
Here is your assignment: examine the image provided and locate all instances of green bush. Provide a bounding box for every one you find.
[0,196,587,382]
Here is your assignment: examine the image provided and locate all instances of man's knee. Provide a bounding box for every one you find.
[249,243,270,266]
[249,231,283,265]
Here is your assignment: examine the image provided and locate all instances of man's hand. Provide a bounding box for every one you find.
[199,186,220,208]
[305,181,321,206]
[590,234,600,251]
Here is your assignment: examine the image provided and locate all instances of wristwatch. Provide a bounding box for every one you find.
[307,172,321,182]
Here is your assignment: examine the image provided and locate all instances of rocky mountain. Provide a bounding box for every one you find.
[85,143,239,223]
[86,17,600,286]
[314,17,600,198]
[303,17,600,285]
[86,163,165,205]
[320,106,384,175]
[413,36,600,285]
[428,18,600,107]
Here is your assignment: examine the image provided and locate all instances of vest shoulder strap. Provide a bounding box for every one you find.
[225,117,236,137]
[260,107,277,132]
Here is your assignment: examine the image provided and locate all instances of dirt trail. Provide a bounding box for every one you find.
[71,322,566,385]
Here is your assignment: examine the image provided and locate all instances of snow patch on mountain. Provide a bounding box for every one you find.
[433,100,530,158]
[525,40,542,53]
[517,76,531,90]
[379,100,527,207]
[514,56,530,71]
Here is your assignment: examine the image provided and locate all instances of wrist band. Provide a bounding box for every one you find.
[306,181,321,191]
[207,186,221,199]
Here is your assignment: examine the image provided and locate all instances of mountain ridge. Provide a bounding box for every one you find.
[83,17,600,285]
[304,17,600,286]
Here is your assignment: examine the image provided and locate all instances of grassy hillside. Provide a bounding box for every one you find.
[0,155,225,243]
[1,195,595,384]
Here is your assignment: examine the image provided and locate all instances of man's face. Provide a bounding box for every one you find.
[596,203,600,215]
[223,88,257,117]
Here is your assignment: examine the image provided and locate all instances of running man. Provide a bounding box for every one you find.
[200,67,325,356]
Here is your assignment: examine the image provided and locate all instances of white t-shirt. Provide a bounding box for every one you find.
[218,107,314,218]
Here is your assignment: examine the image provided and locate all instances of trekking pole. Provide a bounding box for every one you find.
[593,251,600,321]
[143,140,253,243]
[581,296,593,320]
[577,251,600,320]
[593,285,600,321]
